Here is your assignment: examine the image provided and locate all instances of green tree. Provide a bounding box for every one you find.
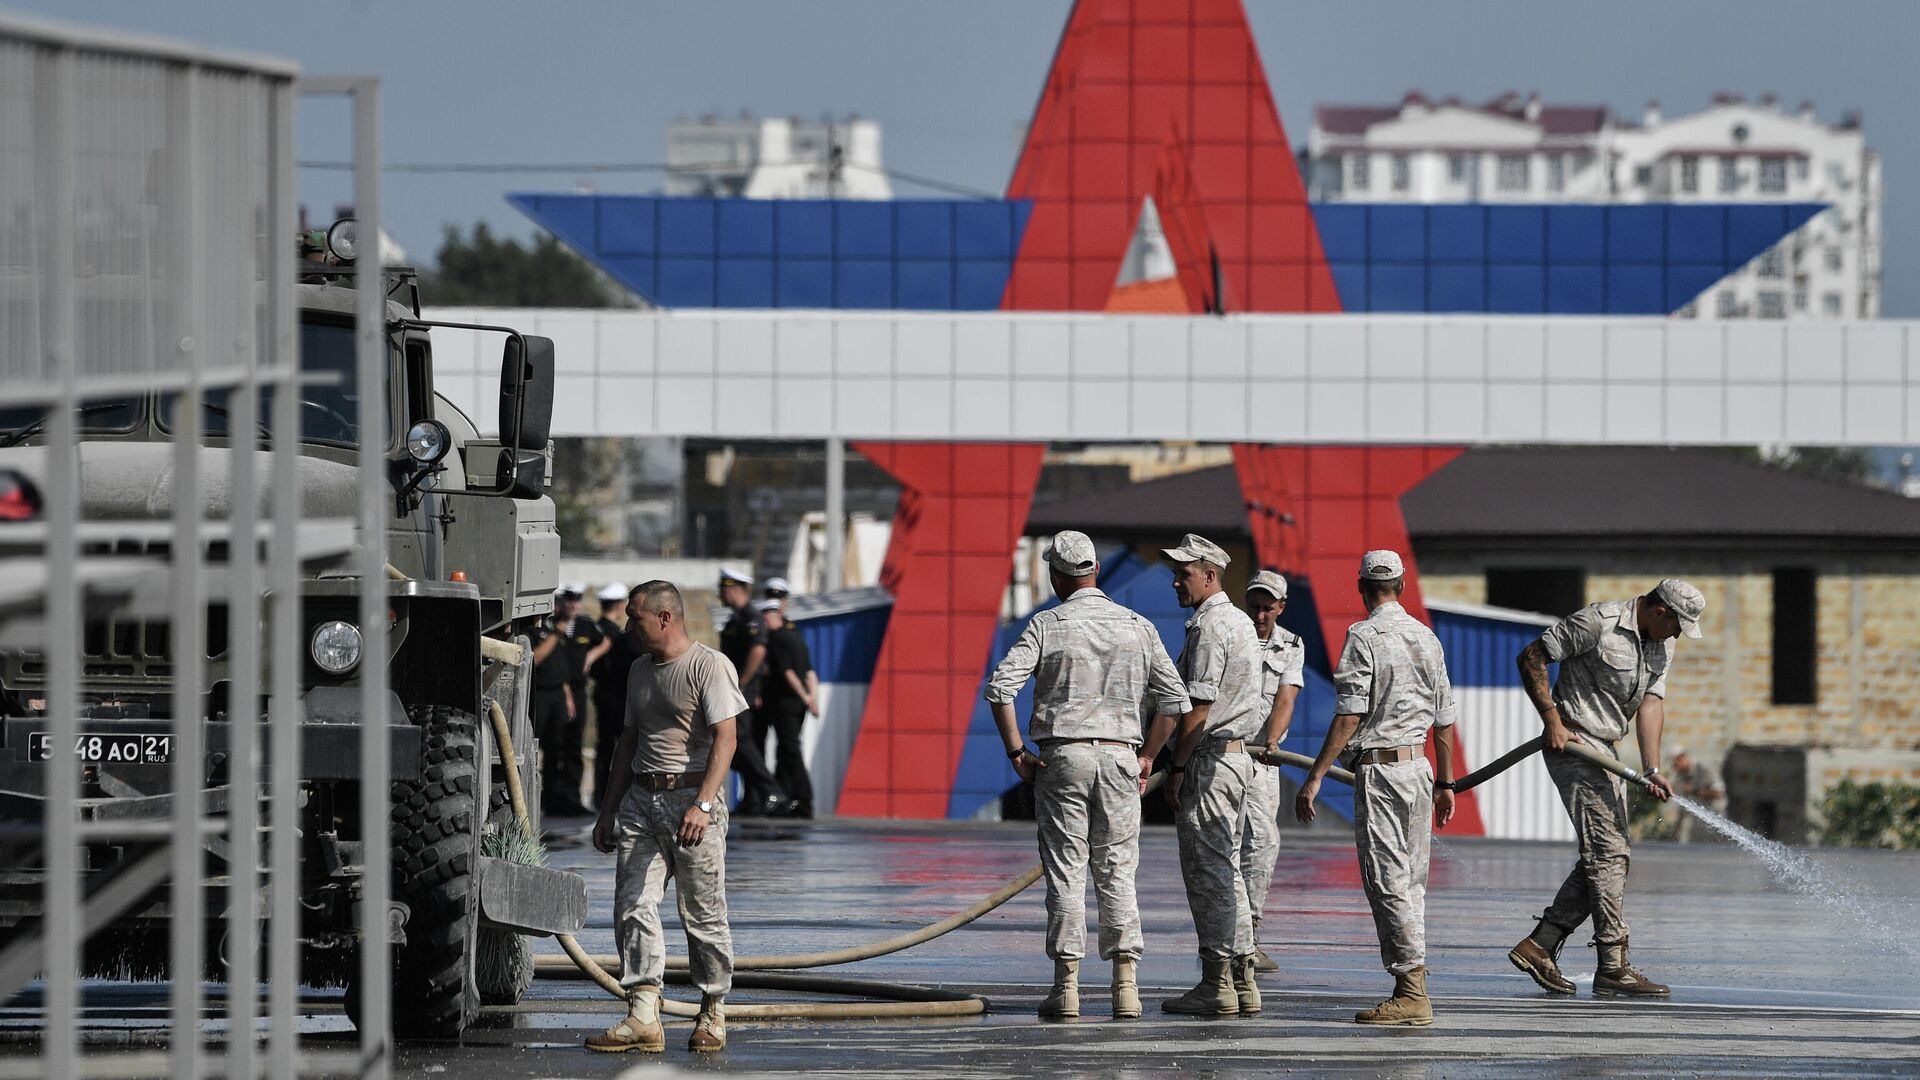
[421,222,627,308]
[1724,446,1878,486]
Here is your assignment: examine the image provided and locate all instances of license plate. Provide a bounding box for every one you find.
[28,732,172,764]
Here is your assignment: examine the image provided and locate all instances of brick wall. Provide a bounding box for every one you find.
[1418,553,1920,792]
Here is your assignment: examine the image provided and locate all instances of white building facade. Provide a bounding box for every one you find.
[1308,92,1881,320]
[666,112,892,200]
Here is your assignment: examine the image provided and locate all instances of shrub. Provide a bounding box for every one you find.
[1817,780,1920,849]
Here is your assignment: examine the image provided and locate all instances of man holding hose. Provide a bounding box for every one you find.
[1296,550,1457,1026]
[587,580,741,1054]
[1507,579,1704,999]
[986,531,1190,1020]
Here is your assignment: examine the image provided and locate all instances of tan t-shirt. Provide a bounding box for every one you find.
[625,642,749,776]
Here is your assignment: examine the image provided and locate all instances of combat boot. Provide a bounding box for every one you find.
[1593,941,1671,998]
[687,996,727,1052]
[585,988,665,1053]
[1232,954,1262,1014]
[1110,957,1141,1019]
[1039,958,1080,1018]
[1162,957,1239,1016]
[1508,921,1577,995]
[1250,917,1279,973]
[1354,965,1433,1026]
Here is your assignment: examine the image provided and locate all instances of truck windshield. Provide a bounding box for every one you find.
[0,399,140,445]
[165,319,386,446]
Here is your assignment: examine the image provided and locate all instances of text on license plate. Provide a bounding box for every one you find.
[28,733,172,764]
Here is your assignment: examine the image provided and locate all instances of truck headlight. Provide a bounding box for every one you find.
[405,419,451,465]
[309,620,363,674]
[325,218,358,263]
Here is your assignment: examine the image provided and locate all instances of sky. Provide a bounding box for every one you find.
[12,1,1917,317]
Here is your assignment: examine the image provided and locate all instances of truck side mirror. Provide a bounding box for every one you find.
[499,334,554,452]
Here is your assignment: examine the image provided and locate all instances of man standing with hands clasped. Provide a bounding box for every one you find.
[587,581,741,1055]
[1240,570,1306,974]
[1506,579,1704,1000]
[1297,551,1457,1027]
[1140,533,1264,1017]
[986,531,1190,1020]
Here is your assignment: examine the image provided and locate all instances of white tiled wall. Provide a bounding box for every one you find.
[425,309,1918,445]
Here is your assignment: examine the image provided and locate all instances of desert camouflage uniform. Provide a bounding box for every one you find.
[1241,628,1306,928]
[1174,591,1264,962]
[1535,599,1673,947]
[985,588,1190,961]
[1333,600,1456,975]
[614,787,733,997]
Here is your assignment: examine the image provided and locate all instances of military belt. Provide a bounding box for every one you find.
[1353,745,1419,766]
[635,771,703,792]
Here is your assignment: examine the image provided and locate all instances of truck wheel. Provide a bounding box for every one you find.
[387,704,483,1038]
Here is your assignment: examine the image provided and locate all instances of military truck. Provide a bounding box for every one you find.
[0,221,583,1037]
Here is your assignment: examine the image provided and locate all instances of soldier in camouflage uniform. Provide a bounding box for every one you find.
[1297,551,1458,1027]
[1141,534,1264,1016]
[1241,570,1305,974]
[986,531,1190,1020]
[1507,579,1703,1000]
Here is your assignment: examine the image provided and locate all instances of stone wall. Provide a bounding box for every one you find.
[1417,552,1920,795]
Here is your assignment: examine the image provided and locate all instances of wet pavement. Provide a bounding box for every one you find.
[7,816,1919,1077]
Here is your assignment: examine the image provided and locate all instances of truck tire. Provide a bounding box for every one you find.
[387,704,483,1038]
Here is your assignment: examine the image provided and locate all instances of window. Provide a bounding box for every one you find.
[1758,157,1787,193]
[1756,248,1785,279]
[1717,291,1740,318]
[1391,153,1410,193]
[1633,164,1653,188]
[1793,285,1808,312]
[1679,155,1699,193]
[1350,152,1371,192]
[1447,152,1467,182]
[1822,292,1843,316]
[1547,153,1566,193]
[1824,246,1843,272]
[1794,157,1810,181]
[1496,152,1529,192]
[1718,156,1739,193]
[1320,156,1345,195]
[1486,568,1587,619]
[1826,161,1847,187]
[1676,301,1699,319]
[1771,568,1817,705]
[1756,291,1786,319]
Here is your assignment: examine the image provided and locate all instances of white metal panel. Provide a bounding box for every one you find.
[1458,687,1576,843]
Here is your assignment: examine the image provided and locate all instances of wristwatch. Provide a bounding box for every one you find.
[696,799,714,814]
[1007,746,1028,761]
[1434,779,1456,791]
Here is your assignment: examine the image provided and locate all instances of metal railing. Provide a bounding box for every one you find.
[0,11,383,1078]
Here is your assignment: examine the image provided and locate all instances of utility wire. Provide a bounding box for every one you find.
[295,157,1002,199]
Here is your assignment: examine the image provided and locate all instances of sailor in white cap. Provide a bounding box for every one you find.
[1296,549,1457,1026]
[590,583,636,810]
[535,581,608,816]
[1140,533,1264,1016]
[1508,578,1704,1001]
[761,577,793,604]
[1239,569,1305,975]
[715,566,793,816]
[985,531,1190,1019]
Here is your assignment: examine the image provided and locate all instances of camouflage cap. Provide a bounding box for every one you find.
[1162,532,1229,569]
[1359,550,1404,581]
[1654,578,1706,639]
[1045,530,1100,577]
[1245,569,1288,600]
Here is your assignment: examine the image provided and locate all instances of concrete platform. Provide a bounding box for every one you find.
[8,816,1919,1077]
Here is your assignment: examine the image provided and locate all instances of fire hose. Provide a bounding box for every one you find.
[496,692,1651,1017]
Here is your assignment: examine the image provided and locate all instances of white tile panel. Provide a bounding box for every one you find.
[1545,321,1603,383]
[1188,319,1248,380]
[1427,380,1485,441]
[595,377,656,436]
[774,375,834,436]
[1604,322,1665,383]
[833,318,893,377]
[1785,385,1844,443]
[1129,317,1192,378]
[657,316,717,376]
[894,317,953,378]
[533,313,601,376]
[834,377,892,436]
[1130,379,1191,440]
[775,317,834,377]
[715,318,775,376]
[1784,323,1844,384]
[1013,318,1071,379]
[428,309,1919,445]
[1307,320,1366,380]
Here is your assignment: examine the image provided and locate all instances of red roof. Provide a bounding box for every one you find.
[1315,96,1612,136]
